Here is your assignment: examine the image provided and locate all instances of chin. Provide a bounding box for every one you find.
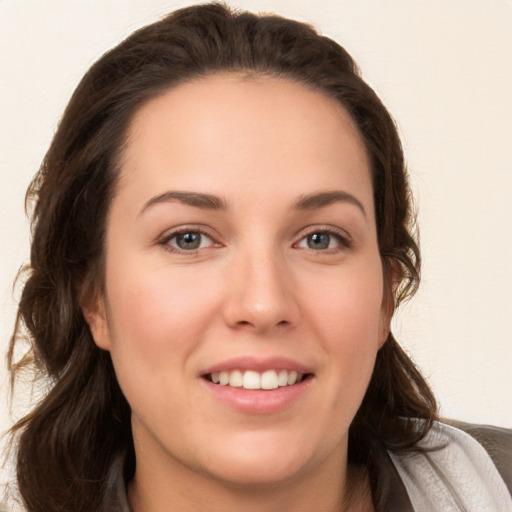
[194,432,323,488]
[209,458,308,489]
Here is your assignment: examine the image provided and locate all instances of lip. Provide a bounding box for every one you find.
[200,356,314,415]
[201,376,313,415]
[201,356,313,375]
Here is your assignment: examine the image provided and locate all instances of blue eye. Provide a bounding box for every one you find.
[297,231,347,251]
[166,231,214,251]
[306,233,331,250]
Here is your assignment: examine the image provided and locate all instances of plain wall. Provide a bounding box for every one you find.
[1,0,511,465]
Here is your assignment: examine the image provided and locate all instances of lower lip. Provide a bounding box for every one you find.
[201,377,313,415]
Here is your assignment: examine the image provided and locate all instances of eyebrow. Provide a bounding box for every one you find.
[293,191,366,217]
[139,191,228,216]
[139,189,366,217]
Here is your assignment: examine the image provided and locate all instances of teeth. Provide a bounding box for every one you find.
[229,370,243,387]
[278,370,288,387]
[261,370,278,390]
[287,370,298,386]
[219,371,229,386]
[208,369,306,390]
[243,370,261,389]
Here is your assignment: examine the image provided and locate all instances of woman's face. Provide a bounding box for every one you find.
[87,75,391,490]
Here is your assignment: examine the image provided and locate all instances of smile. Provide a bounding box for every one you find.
[206,369,308,390]
[201,359,314,414]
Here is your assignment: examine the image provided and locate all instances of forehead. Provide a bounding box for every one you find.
[117,74,373,214]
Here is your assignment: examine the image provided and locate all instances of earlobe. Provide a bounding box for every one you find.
[378,297,394,348]
[81,294,112,351]
[378,308,392,348]
[379,258,401,347]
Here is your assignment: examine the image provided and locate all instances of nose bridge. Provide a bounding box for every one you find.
[223,237,297,332]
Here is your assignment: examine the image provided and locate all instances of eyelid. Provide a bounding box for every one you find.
[156,224,352,254]
[293,225,352,249]
[157,224,222,254]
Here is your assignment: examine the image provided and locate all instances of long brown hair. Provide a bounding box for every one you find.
[7,3,436,511]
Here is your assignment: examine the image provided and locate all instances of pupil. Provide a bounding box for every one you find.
[308,233,329,250]
[177,232,200,249]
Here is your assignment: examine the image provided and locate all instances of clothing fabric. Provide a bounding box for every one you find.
[385,421,512,511]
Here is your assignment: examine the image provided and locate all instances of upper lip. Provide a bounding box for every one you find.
[201,356,313,376]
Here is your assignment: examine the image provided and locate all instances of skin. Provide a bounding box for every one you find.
[85,74,391,512]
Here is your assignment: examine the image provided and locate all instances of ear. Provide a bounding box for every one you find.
[80,286,112,351]
[378,258,401,347]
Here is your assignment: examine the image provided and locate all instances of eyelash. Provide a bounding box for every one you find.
[294,226,352,253]
[157,225,352,255]
[158,226,219,255]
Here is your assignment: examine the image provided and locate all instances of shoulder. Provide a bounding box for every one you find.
[385,420,512,511]
[443,419,512,495]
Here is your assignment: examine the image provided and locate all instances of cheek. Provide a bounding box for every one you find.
[101,262,224,434]
[106,260,216,340]
[102,256,223,395]
[306,264,385,343]
[304,263,385,394]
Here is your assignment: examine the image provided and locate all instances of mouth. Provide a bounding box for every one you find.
[203,369,313,390]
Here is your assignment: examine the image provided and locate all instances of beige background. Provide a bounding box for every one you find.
[1,0,511,461]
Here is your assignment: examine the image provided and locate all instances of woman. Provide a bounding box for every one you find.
[6,3,511,511]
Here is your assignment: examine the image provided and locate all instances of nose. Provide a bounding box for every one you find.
[222,246,299,334]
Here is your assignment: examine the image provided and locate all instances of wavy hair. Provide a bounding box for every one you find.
[7,3,436,511]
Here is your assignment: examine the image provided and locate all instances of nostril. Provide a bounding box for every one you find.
[235,319,290,329]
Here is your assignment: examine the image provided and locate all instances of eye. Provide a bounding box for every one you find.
[162,229,216,252]
[296,230,350,251]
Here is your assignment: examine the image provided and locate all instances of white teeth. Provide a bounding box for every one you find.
[243,370,261,390]
[208,369,306,390]
[229,370,243,387]
[278,369,288,387]
[287,371,298,385]
[261,370,278,390]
